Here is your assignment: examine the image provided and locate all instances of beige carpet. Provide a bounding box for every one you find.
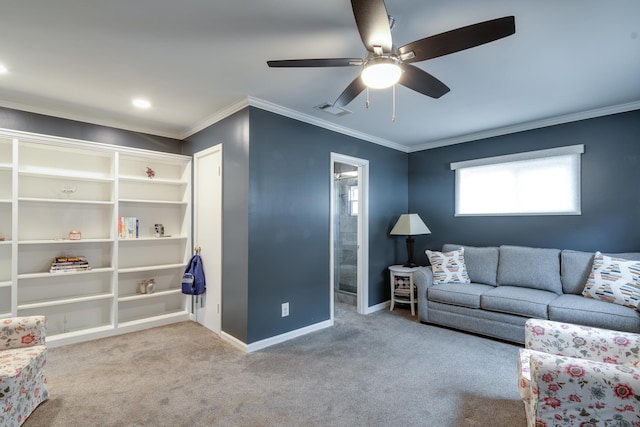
[24,303,526,426]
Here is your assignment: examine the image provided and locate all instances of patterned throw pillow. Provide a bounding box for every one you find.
[426,248,471,285]
[582,251,640,309]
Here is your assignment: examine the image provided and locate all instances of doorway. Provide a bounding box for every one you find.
[330,153,369,319]
[193,145,222,334]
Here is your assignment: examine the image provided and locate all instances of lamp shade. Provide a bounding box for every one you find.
[389,214,431,236]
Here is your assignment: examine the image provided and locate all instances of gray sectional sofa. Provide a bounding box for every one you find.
[414,244,640,344]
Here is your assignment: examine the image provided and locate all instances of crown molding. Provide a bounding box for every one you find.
[248,97,408,152]
[4,95,638,153]
[408,101,640,153]
[182,96,408,152]
[179,97,251,139]
[0,99,183,140]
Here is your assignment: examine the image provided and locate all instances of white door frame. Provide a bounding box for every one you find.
[193,144,222,334]
[330,153,369,319]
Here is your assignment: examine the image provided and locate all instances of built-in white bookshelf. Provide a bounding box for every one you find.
[0,129,192,346]
[117,152,190,328]
[0,136,14,319]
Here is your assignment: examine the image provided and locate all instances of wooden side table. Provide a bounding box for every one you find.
[389,265,419,315]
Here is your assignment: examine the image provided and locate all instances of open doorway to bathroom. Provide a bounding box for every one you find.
[330,153,369,319]
[334,163,358,305]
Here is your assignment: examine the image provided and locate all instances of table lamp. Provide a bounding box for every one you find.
[390,213,431,267]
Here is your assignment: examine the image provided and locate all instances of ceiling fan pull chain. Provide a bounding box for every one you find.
[366,87,370,109]
[392,84,396,122]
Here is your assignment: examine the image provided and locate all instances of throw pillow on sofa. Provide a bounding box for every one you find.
[426,248,471,285]
[582,251,640,310]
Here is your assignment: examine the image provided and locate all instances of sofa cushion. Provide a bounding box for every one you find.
[497,245,562,294]
[549,294,640,333]
[427,283,494,309]
[442,244,499,286]
[426,248,470,285]
[481,286,557,319]
[582,252,640,309]
[561,250,640,295]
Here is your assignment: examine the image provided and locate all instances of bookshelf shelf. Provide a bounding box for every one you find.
[17,267,114,280]
[18,292,114,310]
[18,169,114,182]
[119,199,188,205]
[118,289,182,302]
[18,197,114,205]
[119,263,186,274]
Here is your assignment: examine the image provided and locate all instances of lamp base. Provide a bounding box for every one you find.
[403,236,417,268]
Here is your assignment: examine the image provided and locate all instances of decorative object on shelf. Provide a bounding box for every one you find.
[49,255,90,273]
[0,235,4,241]
[154,223,164,238]
[145,166,155,179]
[69,230,81,240]
[389,213,431,267]
[61,184,76,198]
[138,278,156,294]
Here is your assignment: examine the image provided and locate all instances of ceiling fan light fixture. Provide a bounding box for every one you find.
[361,57,401,89]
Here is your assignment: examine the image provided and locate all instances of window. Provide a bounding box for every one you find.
[348,185,359,216]
[451,145,584,216]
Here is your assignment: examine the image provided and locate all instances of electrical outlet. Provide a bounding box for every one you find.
[281,302,289,317]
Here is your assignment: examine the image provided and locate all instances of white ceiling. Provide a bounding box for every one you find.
[1,1,639,152]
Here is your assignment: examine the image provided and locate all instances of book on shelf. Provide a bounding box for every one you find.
[49,255,91,273]
[118,216,139,239]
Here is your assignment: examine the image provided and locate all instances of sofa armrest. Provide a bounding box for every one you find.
[527,350,640,425]
[414,267,433,323]
[524,318,640,366]
[0,316,47,349]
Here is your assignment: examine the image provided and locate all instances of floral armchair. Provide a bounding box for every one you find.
[518,318,640,427]
[0,316,49,426]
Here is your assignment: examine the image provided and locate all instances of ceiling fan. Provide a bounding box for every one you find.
[267,0,515,111]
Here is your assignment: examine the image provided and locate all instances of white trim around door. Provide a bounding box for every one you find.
[330,153,369,320]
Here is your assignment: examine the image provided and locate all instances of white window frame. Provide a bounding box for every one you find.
[348,185,358,216]
[451,144,584,216]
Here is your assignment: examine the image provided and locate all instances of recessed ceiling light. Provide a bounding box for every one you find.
[0,64,8,74]
[132,98,151,109]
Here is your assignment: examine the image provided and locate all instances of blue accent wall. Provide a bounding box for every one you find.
[246,108,407,343]
[408,109,640,263]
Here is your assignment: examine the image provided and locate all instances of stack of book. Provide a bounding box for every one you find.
[50,256,91,273]
[118,216,139,239]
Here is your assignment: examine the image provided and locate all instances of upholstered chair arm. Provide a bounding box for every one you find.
[0,316,47,349]
[524,318,640,366]
[413,266,433,323]
[527,349,640,426]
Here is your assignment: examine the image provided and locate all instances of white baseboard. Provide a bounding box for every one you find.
[364,301,389,314]
[220,331,248,352]
[221,319,333,353]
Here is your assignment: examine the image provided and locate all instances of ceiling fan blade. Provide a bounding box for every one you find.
[398,63,450,99]
[351,0,393,53]
[267,58,363,68]
[333,76,367,108]
[398,16,515,63]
